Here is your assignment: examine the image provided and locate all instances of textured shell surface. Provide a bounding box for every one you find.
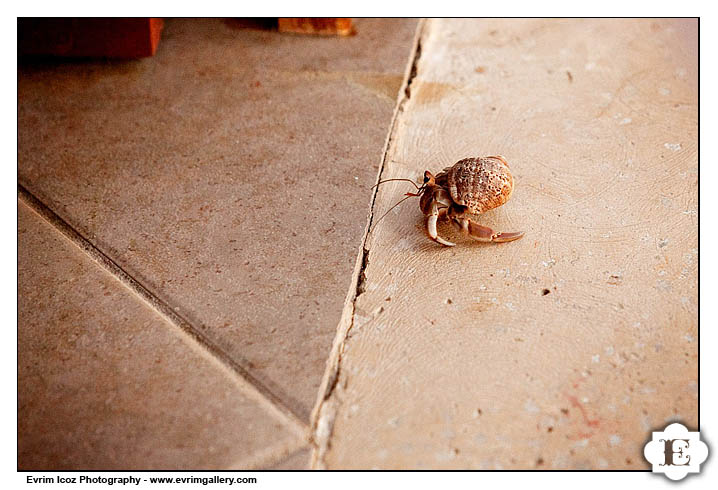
[447,156,514,214]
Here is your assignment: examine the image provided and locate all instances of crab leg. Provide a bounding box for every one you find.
[426,204,455,247]
[453,216,524,243]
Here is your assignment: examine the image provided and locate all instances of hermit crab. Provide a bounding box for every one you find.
[374,156,524,247]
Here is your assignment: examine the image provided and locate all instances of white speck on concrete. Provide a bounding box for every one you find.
[664,142,682,151]
[683,334,694,342]
[524,399,540,413]
[605,346,614,355]
[618,117,632,125]
[609,435,622,447]
[387,416,399,428]
[581,397,589,403]
[434,448,457,462]
[585,61,597,71]
[552,455,568,468]
[394,237,412,251]
[592,355,600,363]
[598,458,608,468]
[353,314,371,329]
[505,302,516,311]
[676,67,687,79]
[541,259,556,267]
[659,87,671,96]
[658,238,669,248]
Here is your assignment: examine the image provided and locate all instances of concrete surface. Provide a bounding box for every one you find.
[18,201,304,470]
[18,17,418,469]
[314,18,698,469]
[17,17,698,471]
[268,448,311,470]
[18,18,418,424]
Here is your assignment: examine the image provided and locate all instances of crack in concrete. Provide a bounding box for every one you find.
[308,19,430,470]
[18,185,309,441]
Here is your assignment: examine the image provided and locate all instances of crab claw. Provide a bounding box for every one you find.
[491,231,525,243]
[427,213,455,247]
[465,219,524,243]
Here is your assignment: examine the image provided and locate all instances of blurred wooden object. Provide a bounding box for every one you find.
[278,18,354,36]
[18,18,164,58]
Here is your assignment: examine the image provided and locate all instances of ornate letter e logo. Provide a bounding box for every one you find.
[644,423,708,480]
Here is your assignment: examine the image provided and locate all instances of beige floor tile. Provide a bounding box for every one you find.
[317,18,697,469]
[18,18,419,420]
[268,447,311,470]
[18,201,302,470]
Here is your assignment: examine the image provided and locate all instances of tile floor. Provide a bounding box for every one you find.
[18,18,418,470]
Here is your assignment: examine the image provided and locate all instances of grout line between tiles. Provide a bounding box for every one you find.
[307,18,430,469]
[227,438,309,470]
[18,185,309,439]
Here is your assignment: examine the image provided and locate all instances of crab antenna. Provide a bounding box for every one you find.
[371,178,420,190]
[368,192,421,235]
